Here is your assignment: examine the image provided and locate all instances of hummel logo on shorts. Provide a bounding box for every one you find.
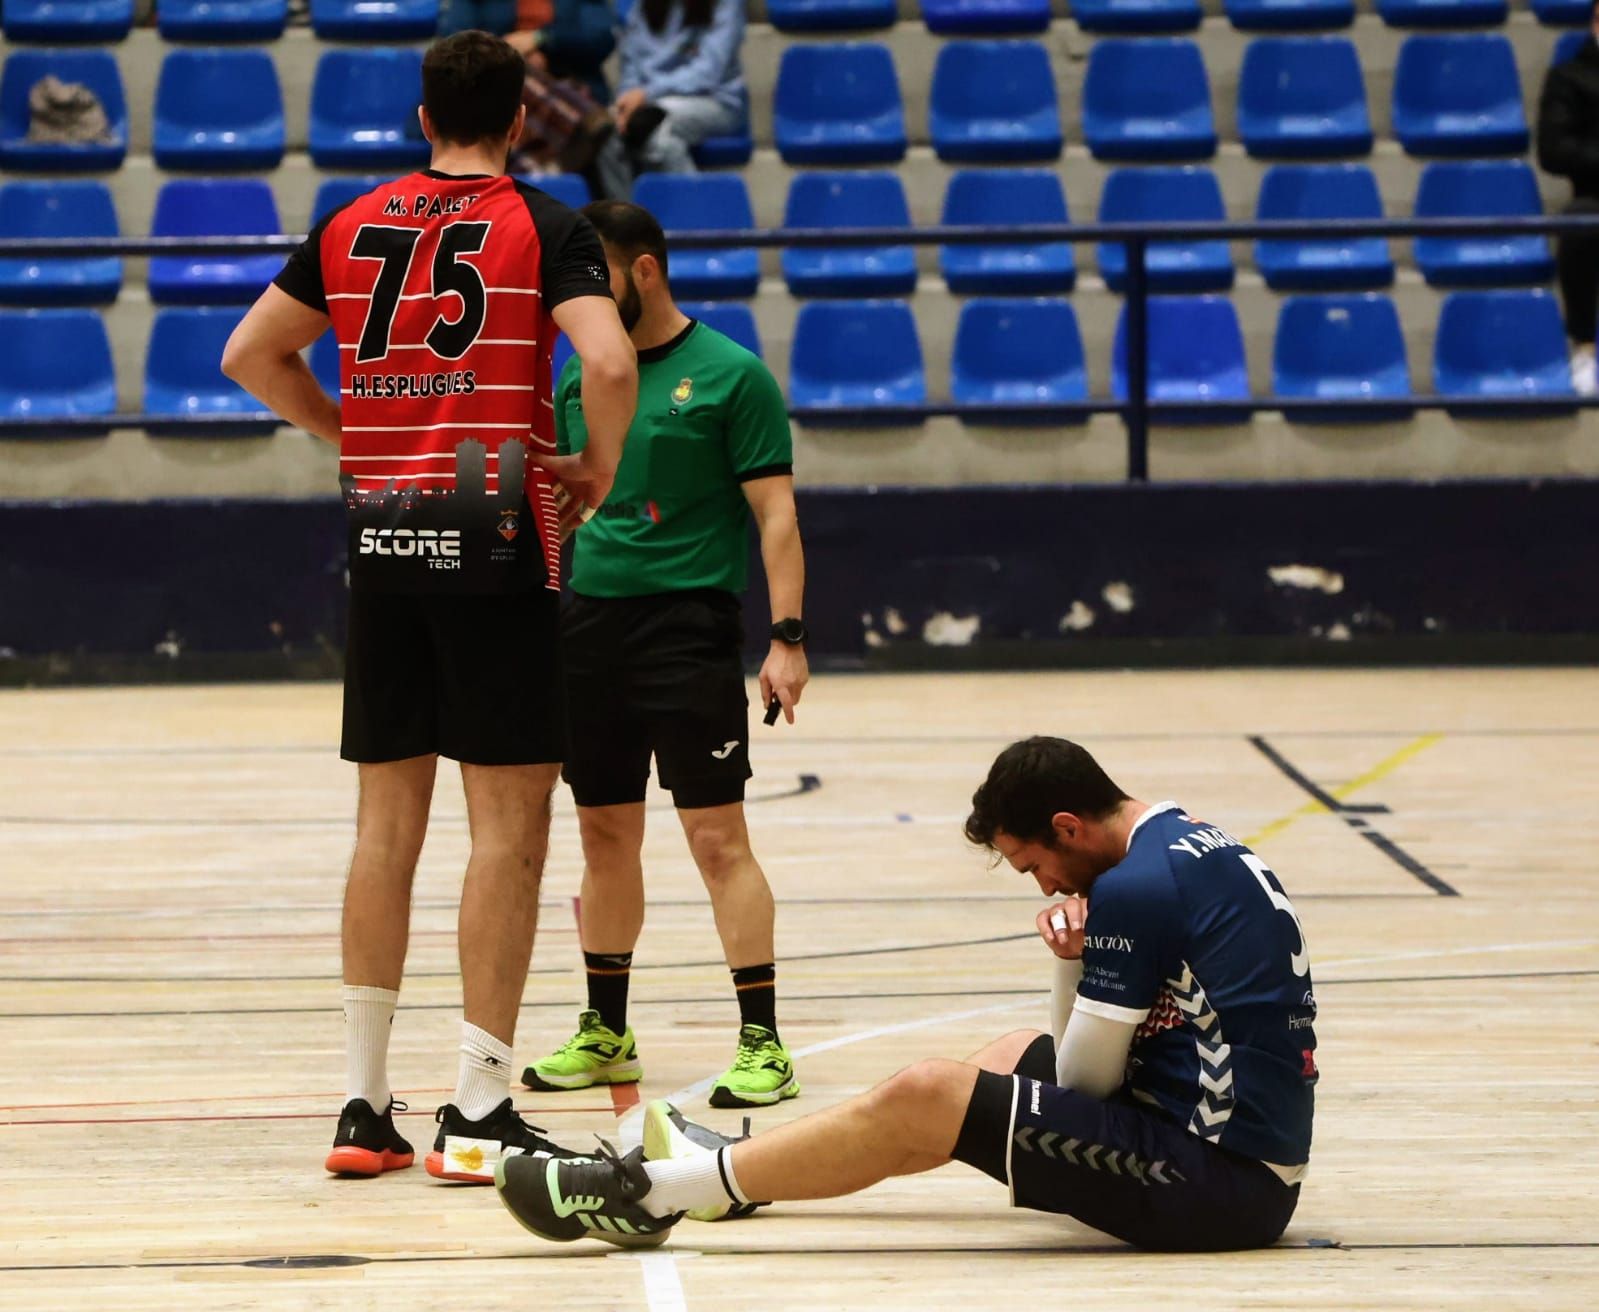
[711,741,741,759]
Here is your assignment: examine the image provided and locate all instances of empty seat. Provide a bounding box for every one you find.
[145,306,276,433]
[1237,37,1372,159]
[311,0,439,38]
[1112,295,1250,417]
[782,172,917,297]
[520,173,590,209]
[929,40,1062,162]
[789,300,925,410]
[312,175,389,224]
[1413,160,1555,288]
[1552,31,1587,68]
[774,44,907,164]
[153,48,284,171]
[1392,35,1528,157]
[680,301,764,357]
[1533,0,1591,25]
[0,180,121,306]
[692,123,754,168]
[553,330,575,384]
[939,168,1074,294]
[0,309,115,432]
[1254,163,1394,291]
[0,50,127,172]
[1273,294,1413,422]
[1071,0,1201,34]
[632,174,758,299]
[1224,0,1354,30]
[309,49,430,170]
[767,0,896,30]
[920,0,1051,34]
[1082,40,1216,162]
[3,0,133,42]
[1434,290,1574,410]
[1097,166,1233,292]
[157,0,287,40]
[951,298,1088,414]
[148,179,282,306]
[1377,0,1506,27]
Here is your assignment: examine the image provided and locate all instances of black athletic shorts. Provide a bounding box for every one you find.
[562,589,751,810]
[950,1035,1301,1252]
[341,586,567,766]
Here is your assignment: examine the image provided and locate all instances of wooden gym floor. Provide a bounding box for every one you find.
[1,669,1596,1310]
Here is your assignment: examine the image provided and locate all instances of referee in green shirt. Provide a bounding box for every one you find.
[525,200,810,1108]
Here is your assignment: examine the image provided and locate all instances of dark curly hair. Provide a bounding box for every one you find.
[421,31,526,146]
[963,737,1130,850]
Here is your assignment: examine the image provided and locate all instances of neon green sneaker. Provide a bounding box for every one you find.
[642,1098,762,1221]
[522,1010,642,1091]
[708,1024,799,1109]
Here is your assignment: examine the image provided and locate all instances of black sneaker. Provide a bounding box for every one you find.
[324,1098,414,1177]
[496,1139,680,1248]
[425,1097,574,1184]
[642,1099,765,1219]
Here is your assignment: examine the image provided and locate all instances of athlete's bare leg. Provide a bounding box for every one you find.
[573,802,647,954]
[676,802,775,971]
[342,755,438,989]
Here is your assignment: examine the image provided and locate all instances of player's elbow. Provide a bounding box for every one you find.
[583,345,637,395]
[219,328,260,390]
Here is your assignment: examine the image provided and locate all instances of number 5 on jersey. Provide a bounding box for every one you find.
[1242,854,1310,978]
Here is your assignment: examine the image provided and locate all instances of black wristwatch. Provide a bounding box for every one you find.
[770,618,808,645]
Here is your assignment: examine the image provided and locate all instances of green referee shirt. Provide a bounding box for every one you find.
[556,319,793,598]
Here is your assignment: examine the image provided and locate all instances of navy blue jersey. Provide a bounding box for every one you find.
[1075,802,1318,1170]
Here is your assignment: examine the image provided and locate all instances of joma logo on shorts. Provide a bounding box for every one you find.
[1083,934,1134,952]
[358,527,462,568]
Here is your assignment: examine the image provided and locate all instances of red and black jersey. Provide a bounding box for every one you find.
[274,169,611,593]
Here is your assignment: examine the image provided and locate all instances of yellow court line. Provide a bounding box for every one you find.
[1245,733,1444,849]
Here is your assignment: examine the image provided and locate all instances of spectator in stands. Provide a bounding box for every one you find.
[1537,4,1599,396]
[440,0,518,35]
[594,0,747,200]
[509,0,617,105]
[507,0,619,179]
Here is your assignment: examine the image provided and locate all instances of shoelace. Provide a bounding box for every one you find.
[385,1099,409,1117]
[555,1014,607,1055]
[730,1026,774,1073]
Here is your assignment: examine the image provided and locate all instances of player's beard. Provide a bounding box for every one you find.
[616,270,643,332]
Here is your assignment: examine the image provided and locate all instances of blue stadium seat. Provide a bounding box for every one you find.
[3,0,133,42]
[0,51,127,172]
[0,309,115,432]
[312,175,389,224]
[153,48,284,171]
[158,0,287,40]
[311,0,439,39]
[1082,39,1217,162]
[1392,35,1528,157]
[1097,166,1233,292]
[951,298,1087,415]
[0,181,121,306]
[768,0,896,31]
[1273,294,1413,422]
[1224,0,1353,30]
[789,300,925,410]
[1534,0,1591,25]
[1552,31,1587,67]
[1377,0,1507,28]
[919,0,1051,34]
[309,49,430,169]
[939,168,1074,294]
[774,44,907,165]
[310,330,340,397]
[1112,295,1250,419]
[148,179,282,307]
[781,172,917,297]
[1434,290,1574,411]
[553,331,575,384]
[1254,164,1394,291]
[1413,160,1555,288]
[680,302,764,357]
[145,306,276,433]
[520,173,590,209]
[1072,0,1201,34]
[692,122,754,168]
[929,40,1062,162]
[632,174,758,299]
[1237,37,1372,159]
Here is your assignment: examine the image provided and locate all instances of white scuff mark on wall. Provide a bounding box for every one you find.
[884,607,908,635]
[1424,617,1440,631]
[923,612,980,647]
[1058,601,1096,633]
[1101,582,1135,613]
[154,631,183,659]
[1325,622,1352,642]
[864,629,885,649]
[1268,564,1345,595]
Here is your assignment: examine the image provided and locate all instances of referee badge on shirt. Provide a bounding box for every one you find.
[672,378,694,405]
[498,510,519,542]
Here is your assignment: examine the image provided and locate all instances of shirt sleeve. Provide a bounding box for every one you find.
[539,209,612,310]
[1074,865,1182,1025]
[272,210,338,315]
[724,355,793,483]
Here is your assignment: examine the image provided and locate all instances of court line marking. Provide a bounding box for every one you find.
[1315,938,1598,971]
[0,1103,612,1129]
[1245,733,1441,849]
[631,1251,688,1312]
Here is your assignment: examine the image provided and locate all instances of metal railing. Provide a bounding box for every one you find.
[7,211,1599,481]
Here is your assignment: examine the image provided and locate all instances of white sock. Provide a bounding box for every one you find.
[640,1147,749,1218]
[453,1022,513,1121]
[342,985,398,1110]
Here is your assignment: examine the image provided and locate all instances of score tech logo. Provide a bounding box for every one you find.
[357,527,463,570]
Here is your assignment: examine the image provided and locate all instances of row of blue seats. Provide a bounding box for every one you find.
[2,33,1580,173]
[0,292,1573,431]
[0,161,1558,307]
[6,0,1597,41]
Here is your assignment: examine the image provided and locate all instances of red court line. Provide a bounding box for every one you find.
[1,1104,613,1129]
[0,928,575,948]
[609,1082,641,1116]
[0,1087,455,1113]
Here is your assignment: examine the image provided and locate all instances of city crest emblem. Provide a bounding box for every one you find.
[498,510,519,542]
[672,378,694,404]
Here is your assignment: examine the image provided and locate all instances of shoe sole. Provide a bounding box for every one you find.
[494,1158,673,1250]
[708,1076,801,1110]
[324,1146,414,1176]
[522,1059,643,1092]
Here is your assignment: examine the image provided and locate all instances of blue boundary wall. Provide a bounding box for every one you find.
[3,477,1597,684]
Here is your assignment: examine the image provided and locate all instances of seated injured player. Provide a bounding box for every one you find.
[496,736,1320,1253]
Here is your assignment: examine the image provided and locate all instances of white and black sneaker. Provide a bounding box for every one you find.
[425,1098,574,1184]
[642,1099,765,1221]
